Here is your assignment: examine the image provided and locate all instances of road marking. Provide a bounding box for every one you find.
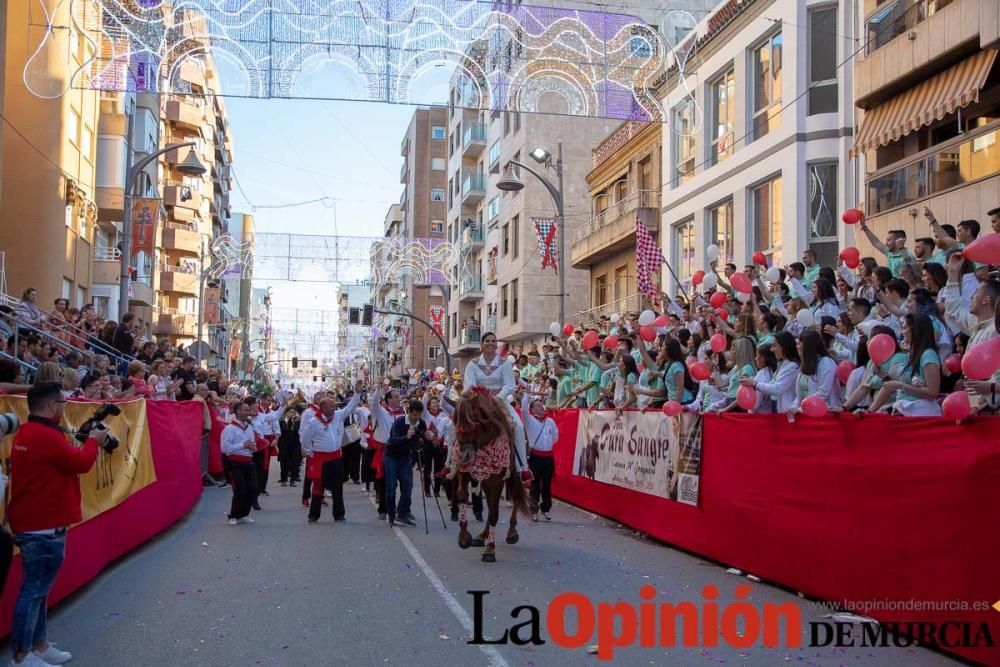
[364,494,510,667]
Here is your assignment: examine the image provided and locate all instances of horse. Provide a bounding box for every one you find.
[449,389,534,562]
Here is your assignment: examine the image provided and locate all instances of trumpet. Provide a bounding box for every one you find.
[285,388,306,409]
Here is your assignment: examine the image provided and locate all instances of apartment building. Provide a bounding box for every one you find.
[0,0,101,308]
[658,0,856,290]
[852,0,1000,252]
[226,212,254,375]
[574,121,662,324]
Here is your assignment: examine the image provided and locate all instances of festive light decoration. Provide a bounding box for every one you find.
[369,237,460,294]
[28,0,671,121]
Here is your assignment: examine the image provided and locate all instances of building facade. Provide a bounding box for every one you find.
[575,120,662,324]
[852,0,1000,252]
[658,0,857,290]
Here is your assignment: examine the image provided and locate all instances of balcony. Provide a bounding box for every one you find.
[576,292,652,323]
[92,248,120,285]
[460,224,484,252]
[154,312,197,337]
[462,123,487,157]
[486,314,497,333]
[160,224,200,255]
[458,325,482,351]
[459,275,484,302]
[130,279,154,308]
[164,99,205,132]
[461,173,486,205]
[400,159,409,184]
[163,183,202,211]
[855,0,983,107]
[158,266,198,296]
[571,190,660,268]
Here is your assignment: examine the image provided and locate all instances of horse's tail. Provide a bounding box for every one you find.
[507,446,534,519]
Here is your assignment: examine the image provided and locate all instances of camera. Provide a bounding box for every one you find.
[0,413,19,436]
[75,403,121,453]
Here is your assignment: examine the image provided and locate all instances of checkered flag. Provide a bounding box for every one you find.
[533,217,559,273]
[636,217,665,303]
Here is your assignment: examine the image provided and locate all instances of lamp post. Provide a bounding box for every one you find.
[496,143,565,325]
[119,143,206,320]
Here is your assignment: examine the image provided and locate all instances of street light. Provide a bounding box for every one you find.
[118,142,207,320]
[496,142,565,325]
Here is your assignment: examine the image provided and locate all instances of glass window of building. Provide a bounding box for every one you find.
[709,200,734,267]
[710,68,736,165]
[809,8,838,115]
[751,33,782,140]
[752,176,783,264]
[675,219,695,280]
[673,100,696,185]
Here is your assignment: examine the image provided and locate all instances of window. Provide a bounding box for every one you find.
[752,176,783,265]
[751,33,782,141]
[673,100,696,185]
[81,125,94,160]
[431,126,446,139]
[489,140,501,165]
[501,284,509,318]
[93,295,110,319]
[614,265,628,300]
[427,345,441,359]
[595,274,608,307]
[430,219,444,233]
[68,108,81,147]
[431,157,446,171]
[512,214,519,257]
[809,7,838,115]
[710,69,736,165]
[511,279,519,324]
[502,223,510,255]
[62,279,73,301]
[709,200,734,266]
[431,188,445,201]
[75,286,86,308]
[675,219,695,281]
[807,163,838,266]
[487,196,500,220]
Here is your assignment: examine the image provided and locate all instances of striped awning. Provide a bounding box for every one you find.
[851,49,998,157]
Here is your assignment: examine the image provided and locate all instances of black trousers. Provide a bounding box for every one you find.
[252,450,267,501]
[221,454,231,484]
[529,455,554,513]
[278,440,298,483]
[341,441,362,483]
[419,442,447,496]
[301,478,312,502]
[228,462,258,519]
[373,478,386,514]
[361,447,375,489]
[309,458,345,521]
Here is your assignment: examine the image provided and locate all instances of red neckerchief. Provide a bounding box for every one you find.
[315,412,333,427]
[230,420,250,430]
[308,404,319,413]
[428,408,441,416]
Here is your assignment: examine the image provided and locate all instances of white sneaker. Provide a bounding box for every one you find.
[543,512,551,521]
[531,513,538,522]
[10,652,57,666]
[34,644,71,665]
[227,518,238,526]
[236,517,254,524]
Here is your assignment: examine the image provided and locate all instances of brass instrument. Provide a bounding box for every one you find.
[285,388,306,409]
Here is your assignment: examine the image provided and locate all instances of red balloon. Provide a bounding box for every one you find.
[838,246,860,262]
[844,255,861,269]
[752,251,767,266]
[961,337,1000,381]
[943,353,963,375]
[959,233,1000,265]
[867,333,896,365]
[653,315,669,328]
[603,335,619,350]
[639,326,657,342]
[736,385,757,411]
[710,333,727,354]
[941,391,971,422]
[836,360,856,385]
[715,308,729,322]
[563,323,575,336]
[582,331,600,350]
[730,272,752,294]
[800,395,828,418]
[709,291,728,308]
[690,361,711,382]
[662,401,683,417]
[842,208,865,225]
[692,270,706,286]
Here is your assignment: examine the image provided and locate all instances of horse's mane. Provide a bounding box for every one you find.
[454,388,514,448]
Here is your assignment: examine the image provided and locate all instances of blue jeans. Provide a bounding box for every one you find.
[11,530,66,653]
[383,454,413,519]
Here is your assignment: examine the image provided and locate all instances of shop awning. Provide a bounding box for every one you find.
[850,49,997,157]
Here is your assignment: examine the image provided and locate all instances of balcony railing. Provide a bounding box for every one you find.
[576,292,652,322]
[461,275,484,293]
[460,325,482,346]
[573,190,659,244]
[157,263,198,274]
[486,314,497,332]
[461,224,484,249]
[865,0,954,55]
[867,124,1000,215]
[463,123,487,156]
[461,173,486,197]
[94,247,119,261]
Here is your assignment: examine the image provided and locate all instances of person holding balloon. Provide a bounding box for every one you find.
[964,303,1000,414]
[867,313,942,416]
[790,330,842,414]
[943,253,1000,351]
[709,337,757,413]
[838,326,909,413]
[739,331,800,413]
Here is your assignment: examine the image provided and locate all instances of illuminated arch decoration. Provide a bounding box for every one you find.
[369,237,459,295]
[207,233,255,280]
[25,0,670,121]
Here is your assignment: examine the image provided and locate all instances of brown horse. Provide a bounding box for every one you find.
[450,389,534,562]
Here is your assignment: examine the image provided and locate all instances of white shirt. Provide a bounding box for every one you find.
[370,389,404,443]
[464,354,516,400]
[221,421,256,458]
[794,356,843,409]
[756,360,800,413]
[521,395,558,453]
[299,393,362,455]
[252,406,285,438]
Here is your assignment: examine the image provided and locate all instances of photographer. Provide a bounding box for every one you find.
[8,382,109,666]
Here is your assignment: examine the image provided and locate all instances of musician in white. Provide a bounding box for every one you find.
[462,332,531,481]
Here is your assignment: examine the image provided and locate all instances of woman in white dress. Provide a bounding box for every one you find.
[461,332,532,481]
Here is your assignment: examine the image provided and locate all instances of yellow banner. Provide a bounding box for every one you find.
[0,397,158,523]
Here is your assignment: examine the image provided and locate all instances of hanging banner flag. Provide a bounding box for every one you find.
[229,338,241,361]
[429,305,445,336]
[131,198,158,259]
[635,217,665,304]
[203,286,221,324]
[532,217,559,273]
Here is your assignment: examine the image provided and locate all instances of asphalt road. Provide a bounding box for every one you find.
[43,482,960,667]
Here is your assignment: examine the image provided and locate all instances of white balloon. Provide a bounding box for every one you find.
[638,310,656,327]
[796,309,816,327]
[549,322,562,337]
[435,383,446,392]
[702,273,718,290]
[435,366,445,374]
[706,244,720,262]
[765,267,781,283]
[610,313,620,324]
[736,291,751,303]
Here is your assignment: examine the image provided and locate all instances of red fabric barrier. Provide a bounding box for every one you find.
[550,410,1000,665]
[0,401,203,637]
[207,402,224,475]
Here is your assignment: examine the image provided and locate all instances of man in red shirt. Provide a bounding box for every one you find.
[8,382,107,666]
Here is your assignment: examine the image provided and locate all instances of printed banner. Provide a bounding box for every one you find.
[0,397,158,523]
[131,198,158,259]
[532,217,559,273]
[203,286,221,324]
[229,337,242,361]
[572,410,702,505]
[429,305,445,336]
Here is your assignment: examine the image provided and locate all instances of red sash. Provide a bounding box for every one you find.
[306,450,343,480]
[530,449,554,458]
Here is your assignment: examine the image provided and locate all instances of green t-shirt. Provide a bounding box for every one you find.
[898,348,940,402]
[864,351,909,391]
[574,359,603,407]
[727,363,756,399]
[556,370,576,405]
[802,264,821,289]
[882,247,915,278]
[758,333,775,349]
[664,361,693,403]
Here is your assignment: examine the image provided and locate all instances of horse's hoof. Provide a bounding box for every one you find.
[505,534,519,545]
[482,552,496,563]
[458,534,471,550]
[469,539,485,547]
